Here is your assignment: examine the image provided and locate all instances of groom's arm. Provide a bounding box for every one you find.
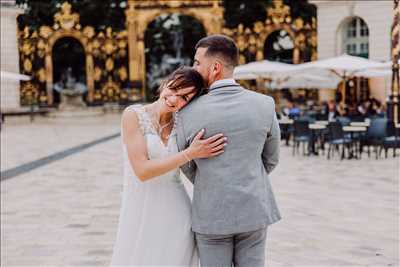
[176,112,197,184]
[262,103,281,174]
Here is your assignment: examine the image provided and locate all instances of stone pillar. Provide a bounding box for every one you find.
[45,54,53,105]
[126,3,139,82]
[209,1,224,34]
[1,0,24,112]
[126,1,144,100]
[86,54,94,102]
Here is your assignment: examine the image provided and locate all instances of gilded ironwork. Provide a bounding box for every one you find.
[118,67,128,81]
[20,81,40,105]
[223,1,317,65]
[18,1,129,106]
[267,0,290,25]
[54,2,80,30]
[23,58,32,73]
[101,77,121,102]
[92,27,129,104]
[18,0,317,105]
[37,68,46,82]
[126,0,224,98]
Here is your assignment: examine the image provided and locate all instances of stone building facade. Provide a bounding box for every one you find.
[1,0,24,112]
[310,0,394,104]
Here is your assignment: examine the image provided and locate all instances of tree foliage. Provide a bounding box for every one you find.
[223,0,316,29]
[223,0,271,29]
[16,0,316,31]
[16,0,127,31]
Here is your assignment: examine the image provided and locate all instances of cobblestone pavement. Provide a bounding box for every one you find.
[1,114,121,172]
[1,114,399,266]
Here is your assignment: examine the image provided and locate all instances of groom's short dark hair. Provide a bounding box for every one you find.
[195,35,239,69]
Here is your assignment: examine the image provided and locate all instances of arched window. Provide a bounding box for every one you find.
[342,17,369,58]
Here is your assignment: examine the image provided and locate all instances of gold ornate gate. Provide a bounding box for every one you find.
[18,0,316,106]
[18,2,130,106]
[223,0,317,65]
[125,0,224,99]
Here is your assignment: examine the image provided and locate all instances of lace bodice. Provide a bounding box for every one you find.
[112,104,198,265]
[122,104,181,184]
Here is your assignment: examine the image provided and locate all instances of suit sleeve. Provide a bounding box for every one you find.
[262,100,281,174]
[176,112,197,184]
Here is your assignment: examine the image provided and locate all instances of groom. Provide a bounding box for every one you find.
[176,35,281,267]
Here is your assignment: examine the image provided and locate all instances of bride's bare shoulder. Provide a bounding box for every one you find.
[123,104,143,113]
[122,105,141,130]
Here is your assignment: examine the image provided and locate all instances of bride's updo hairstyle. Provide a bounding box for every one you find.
[158,66,206,101]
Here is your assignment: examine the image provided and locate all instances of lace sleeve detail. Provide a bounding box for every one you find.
[124,104,155,135]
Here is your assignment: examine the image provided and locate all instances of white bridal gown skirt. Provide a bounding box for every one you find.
[110,178,198,266]
[111,105,198,266]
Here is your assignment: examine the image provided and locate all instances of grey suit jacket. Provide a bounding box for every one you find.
[176,80,281,235]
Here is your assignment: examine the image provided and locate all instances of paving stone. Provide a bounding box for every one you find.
[1,115,398,266]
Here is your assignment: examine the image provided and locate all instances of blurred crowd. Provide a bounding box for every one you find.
[280,97,386,121]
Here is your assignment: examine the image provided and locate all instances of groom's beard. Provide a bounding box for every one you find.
[205,73,215,88]
[203,65,216,88]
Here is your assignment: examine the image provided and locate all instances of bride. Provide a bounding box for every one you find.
[110,66,227,266]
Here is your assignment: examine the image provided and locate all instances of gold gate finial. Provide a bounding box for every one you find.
[54,1,80,30]
[267,0,291,25]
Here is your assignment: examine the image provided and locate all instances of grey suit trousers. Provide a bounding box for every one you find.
[195,228,267,267]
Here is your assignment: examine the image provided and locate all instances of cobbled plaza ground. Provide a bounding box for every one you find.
[1,112,399,267]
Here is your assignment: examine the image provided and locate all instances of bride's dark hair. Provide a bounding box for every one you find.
[158,66,206,101]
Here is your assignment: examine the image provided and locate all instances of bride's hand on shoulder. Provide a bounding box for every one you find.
[185,129,227,160]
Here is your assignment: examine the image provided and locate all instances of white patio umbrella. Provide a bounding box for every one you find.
[269,73,341,89]
[287,54,387,103]
[379,59,400,69]
[233,72,258,80]
[1,71,31,81]
[233,60,296,80]
[354,69,392,78]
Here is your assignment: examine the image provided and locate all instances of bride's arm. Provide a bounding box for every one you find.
[122,109,225,182]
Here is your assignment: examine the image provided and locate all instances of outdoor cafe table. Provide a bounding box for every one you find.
[343,126,367,159]
[309,124,326,130]
[308,123,326,155]
[343,126,367,132]
[278,119,293,125]
[315,120,329,126]
[350,121,370,127]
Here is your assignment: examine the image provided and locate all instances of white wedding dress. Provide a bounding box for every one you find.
[110,105,198,266]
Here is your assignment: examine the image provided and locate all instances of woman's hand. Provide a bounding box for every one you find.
[185,129,227,160]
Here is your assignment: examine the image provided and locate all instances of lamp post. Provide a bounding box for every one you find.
[388,0,400,124]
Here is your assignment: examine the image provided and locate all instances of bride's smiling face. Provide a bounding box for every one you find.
[159,82,197,113]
